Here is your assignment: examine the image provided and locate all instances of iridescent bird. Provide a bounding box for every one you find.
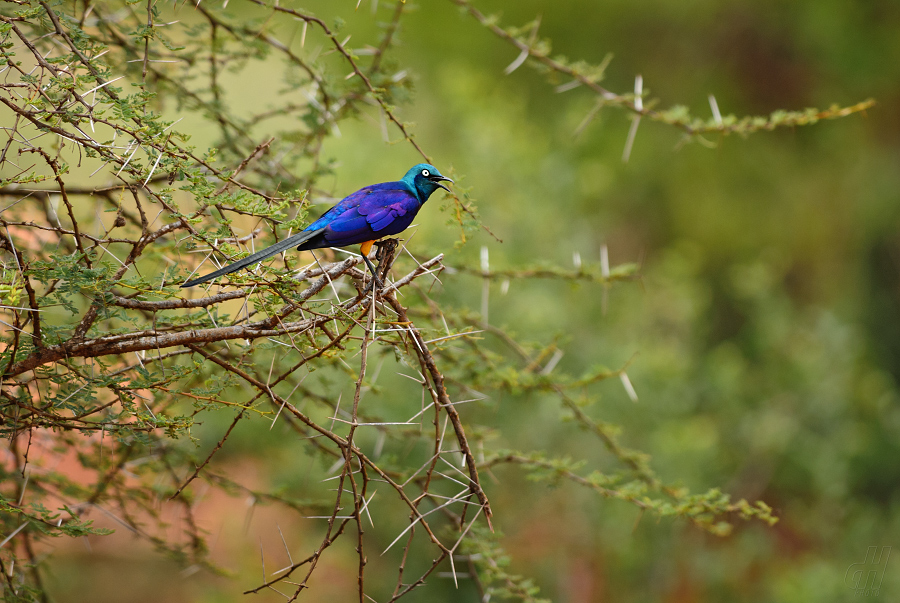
[181,163,452,288]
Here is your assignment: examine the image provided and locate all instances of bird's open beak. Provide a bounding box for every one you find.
[429,174,453,193]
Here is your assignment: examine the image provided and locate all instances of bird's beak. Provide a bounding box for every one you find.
[429,174,453,193]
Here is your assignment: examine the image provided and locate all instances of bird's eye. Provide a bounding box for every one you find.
[422,169,430,177]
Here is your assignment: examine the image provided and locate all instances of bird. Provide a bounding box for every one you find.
[181,163,452,288]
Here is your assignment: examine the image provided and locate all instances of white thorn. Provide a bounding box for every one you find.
[709,94,723,126]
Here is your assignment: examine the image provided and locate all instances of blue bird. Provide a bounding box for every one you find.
[181,163,452,288]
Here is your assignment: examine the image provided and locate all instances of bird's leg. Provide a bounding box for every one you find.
[373,239,399,282]
[359,239,399,295]
[362,254,382,295]
[360,240,383,294]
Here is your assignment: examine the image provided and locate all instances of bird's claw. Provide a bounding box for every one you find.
[362,274,383,295]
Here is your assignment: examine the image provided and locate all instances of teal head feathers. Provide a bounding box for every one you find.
[402,163,453,202]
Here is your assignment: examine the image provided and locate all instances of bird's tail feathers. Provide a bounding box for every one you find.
[180,228,326,288]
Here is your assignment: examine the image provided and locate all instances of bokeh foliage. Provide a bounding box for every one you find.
[0,0,894,601]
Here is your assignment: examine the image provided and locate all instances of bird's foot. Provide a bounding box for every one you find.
[362,274,384,296]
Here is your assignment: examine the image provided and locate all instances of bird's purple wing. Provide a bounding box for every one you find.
[303,183,421,248]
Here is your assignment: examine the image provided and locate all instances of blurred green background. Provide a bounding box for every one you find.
[36,0,900,600]
[378,2,900,599]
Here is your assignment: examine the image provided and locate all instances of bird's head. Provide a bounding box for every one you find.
[403,163,453,202]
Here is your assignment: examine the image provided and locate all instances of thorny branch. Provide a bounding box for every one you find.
[0,1,496,598]
[452,0,875,139]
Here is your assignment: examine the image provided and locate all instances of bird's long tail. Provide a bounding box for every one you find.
[180,228,326,288]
